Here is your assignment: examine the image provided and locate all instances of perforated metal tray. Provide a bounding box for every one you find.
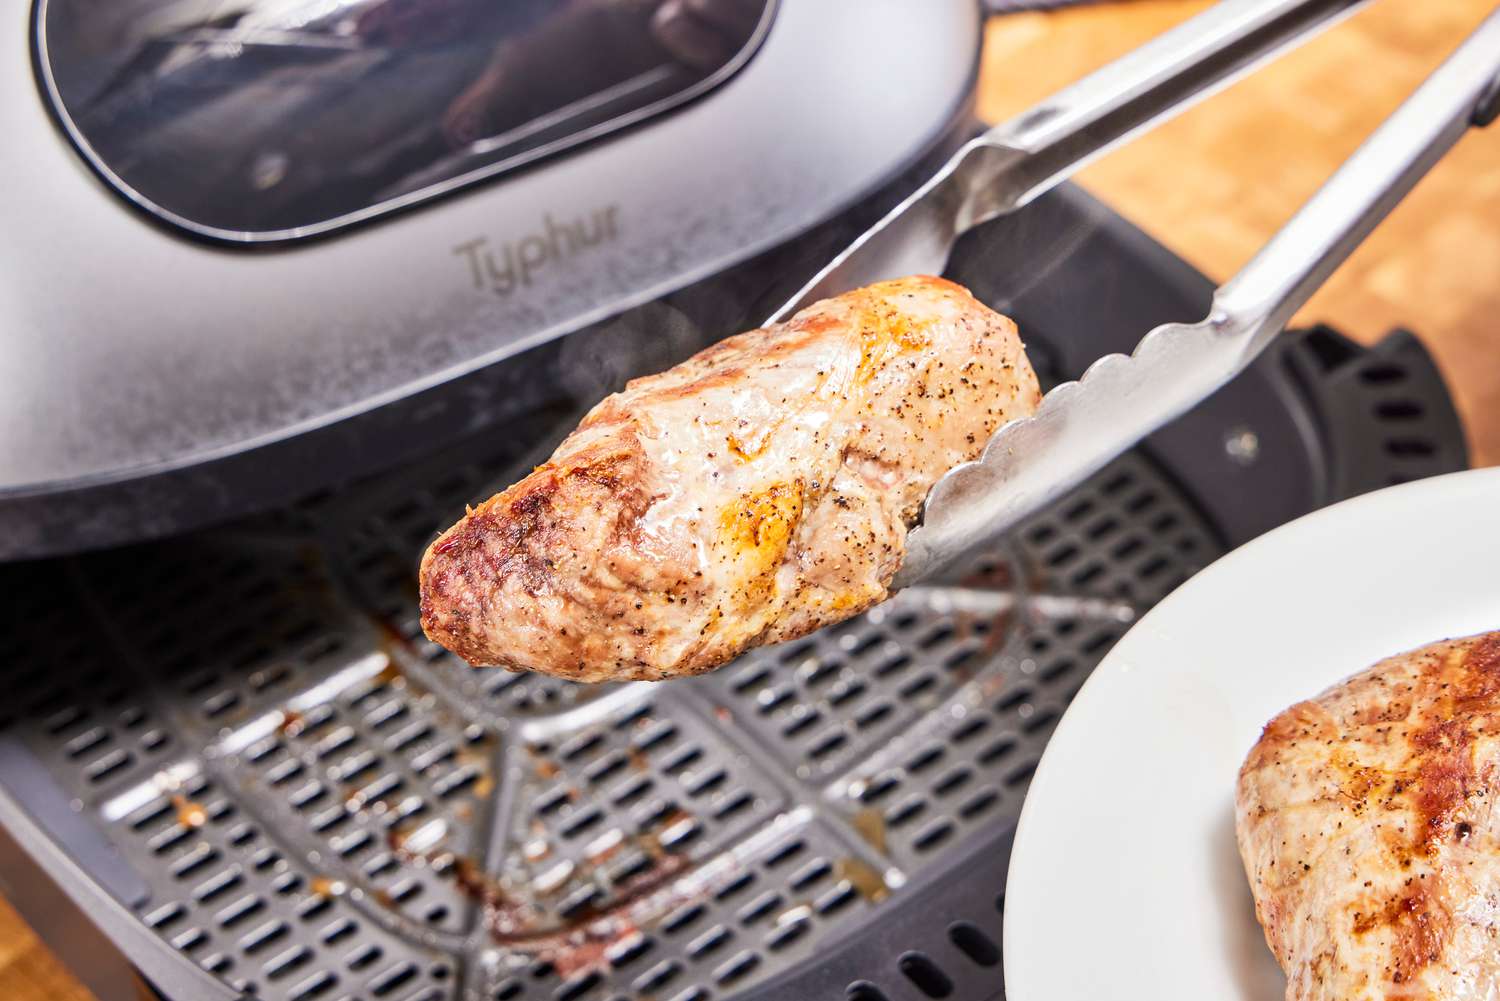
[0,186,1465,1001]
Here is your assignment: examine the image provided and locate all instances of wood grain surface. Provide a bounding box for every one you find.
[0,896,95,1001]
[2,2,1496,998]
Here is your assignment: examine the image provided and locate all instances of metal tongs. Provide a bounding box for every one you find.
[768,0,1500,588]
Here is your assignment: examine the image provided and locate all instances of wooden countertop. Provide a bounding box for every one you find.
[3,2,1497,998]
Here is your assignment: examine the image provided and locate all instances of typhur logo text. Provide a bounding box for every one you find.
[453,206,620,296]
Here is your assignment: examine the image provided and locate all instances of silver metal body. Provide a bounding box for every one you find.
[0,0,977,504]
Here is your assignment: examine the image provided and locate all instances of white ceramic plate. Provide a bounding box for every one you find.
[1003,467,1500,1000]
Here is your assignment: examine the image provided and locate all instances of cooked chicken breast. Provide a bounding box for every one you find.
[419,276,1040,681]
[1237,630,1500,1001]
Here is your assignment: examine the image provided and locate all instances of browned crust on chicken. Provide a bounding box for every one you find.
[419,276,1040,681]
[1236,630,1500,1000]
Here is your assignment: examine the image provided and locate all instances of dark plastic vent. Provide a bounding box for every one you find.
[1281,324,1468,494]
[899,951,954,998]
[947,922,1000,967]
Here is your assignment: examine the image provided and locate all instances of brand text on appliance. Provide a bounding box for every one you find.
[453,206,620,296]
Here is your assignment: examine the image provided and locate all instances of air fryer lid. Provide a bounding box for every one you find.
[37,0,775,239]
[3,0,979,552]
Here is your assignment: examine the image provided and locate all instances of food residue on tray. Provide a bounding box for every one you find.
[171,793,207,830]
[834,856,890,903]
[309,876,346,899]
[386,835,698,979]
[850,807,888,856]
[276,709,307,738]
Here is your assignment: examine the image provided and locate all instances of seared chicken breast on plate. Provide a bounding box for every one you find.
[1237,630,1500,1001]
[419,276,1040,681]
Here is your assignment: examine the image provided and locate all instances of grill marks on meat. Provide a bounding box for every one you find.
[1236,630,1500,1000]
[419,276,1041,681]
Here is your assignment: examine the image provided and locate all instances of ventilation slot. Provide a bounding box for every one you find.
[898,951,954,998]
[948,921,1001,966]
[1385,438,1436,458]
[1359,362,1405,384]
[1375,399,1424,420]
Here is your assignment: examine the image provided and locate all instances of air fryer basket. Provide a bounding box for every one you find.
[0,185,1465,1001]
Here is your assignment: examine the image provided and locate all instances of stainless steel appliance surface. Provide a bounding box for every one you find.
[4,0,980,558]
